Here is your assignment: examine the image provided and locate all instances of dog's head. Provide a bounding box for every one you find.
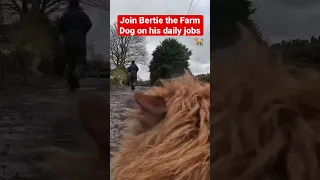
[112,72,210,180]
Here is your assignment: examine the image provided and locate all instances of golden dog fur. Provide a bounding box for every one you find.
[211,24,320,180]
[38,74,210,180]
[39,24,320,180]
[111,73,210,180]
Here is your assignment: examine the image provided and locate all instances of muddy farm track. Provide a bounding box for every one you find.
[110,86,147,158]
[0,78,146,180]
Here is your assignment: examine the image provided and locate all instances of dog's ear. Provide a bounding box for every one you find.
[134,92,167,115]
[77,93,109,152]
[127,92,167,135]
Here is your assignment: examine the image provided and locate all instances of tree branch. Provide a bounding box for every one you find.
[0,0,22,14]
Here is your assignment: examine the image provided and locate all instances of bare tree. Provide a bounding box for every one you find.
[0,0,109,18]
[110,23,148,68]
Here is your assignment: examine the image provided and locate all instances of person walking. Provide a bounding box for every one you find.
[127,61,139,90]
[58,0,92,91]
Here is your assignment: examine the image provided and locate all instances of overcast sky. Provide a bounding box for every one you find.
[109,0,210,80]
[251,0,320,43]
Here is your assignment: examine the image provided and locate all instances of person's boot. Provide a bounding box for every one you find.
[73,66,82,90]
[69,84,76,91]
[69,75,77,92]
[75,79,80,89]
[67,75,74,91]
[69,85,76,91]
[67,74,72,87]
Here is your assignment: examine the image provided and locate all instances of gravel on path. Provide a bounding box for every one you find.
[110,86,148,158]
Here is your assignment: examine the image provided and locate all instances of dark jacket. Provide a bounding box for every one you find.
[128,63,139,77]
[59,8,92,53]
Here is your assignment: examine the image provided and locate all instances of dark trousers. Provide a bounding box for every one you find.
[64,47,86,89]
[130,74,137,84]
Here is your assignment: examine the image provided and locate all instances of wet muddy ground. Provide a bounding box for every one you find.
[0,78,108,180]
[110,86,147,158]
[0,78,147,179]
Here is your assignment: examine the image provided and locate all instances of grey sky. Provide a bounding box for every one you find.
[251,0,320,43]
[110,0,210,80]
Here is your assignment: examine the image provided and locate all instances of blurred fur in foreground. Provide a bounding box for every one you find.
[37,75,210,180]
[35,147,107,180]
[111,73,210,180]
[211,24,320,180]
[36,23,320,180]
[36,93,109,180]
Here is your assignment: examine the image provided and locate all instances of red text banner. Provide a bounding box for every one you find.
[117,15,204,36]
